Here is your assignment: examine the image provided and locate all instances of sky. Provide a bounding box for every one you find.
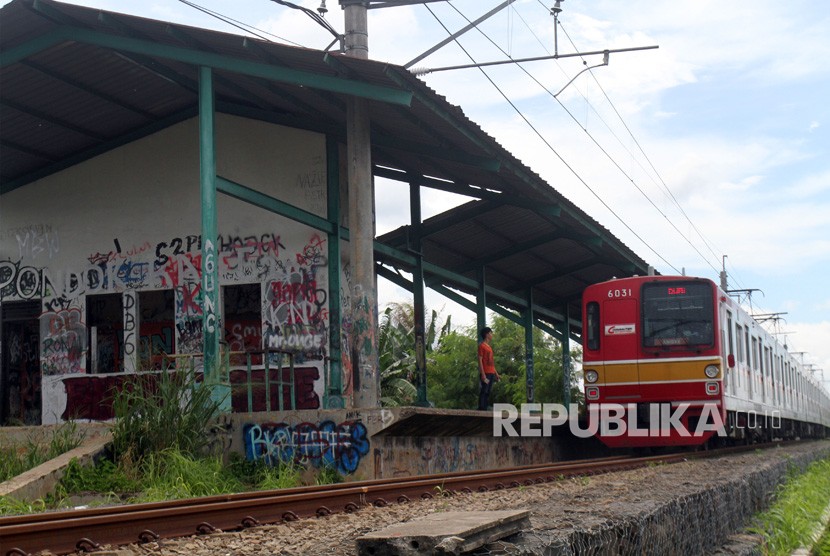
[3,0,829,386]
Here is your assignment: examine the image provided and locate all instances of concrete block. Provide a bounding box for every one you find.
[0,431,111,502]
[356,509,530,555]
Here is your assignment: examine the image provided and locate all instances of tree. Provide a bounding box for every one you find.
[378,302,582,409]
[428,313,582,409]
[377,302,451,407]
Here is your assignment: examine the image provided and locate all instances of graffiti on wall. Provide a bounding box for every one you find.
[40,305,87,375]
[11,224,60,260]
[243,420,369,475]
[263,234,329,361]
[0,260,44,300]
[3,229,333,381]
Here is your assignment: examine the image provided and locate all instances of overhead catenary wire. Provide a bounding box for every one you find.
[176,0,305,46]
[423,3,681,274]
[556,19,736,281]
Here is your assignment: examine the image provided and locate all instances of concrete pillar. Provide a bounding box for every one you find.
[344,2,378,408]
[562,303,571,406]
[410,181,428,406]
[525,290,534,403]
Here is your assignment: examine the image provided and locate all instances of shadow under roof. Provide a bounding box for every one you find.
[0,0,652,339]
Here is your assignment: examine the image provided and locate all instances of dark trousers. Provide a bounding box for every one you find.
[478,374,494,410]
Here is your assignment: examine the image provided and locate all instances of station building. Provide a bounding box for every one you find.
[0,0,650,477]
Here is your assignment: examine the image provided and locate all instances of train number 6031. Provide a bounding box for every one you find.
[607,289,633,298]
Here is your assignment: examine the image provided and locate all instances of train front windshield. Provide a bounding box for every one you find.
[642,281,715,349]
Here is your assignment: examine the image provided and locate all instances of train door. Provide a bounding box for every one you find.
[602,298,640,385]
[1,300,42,425]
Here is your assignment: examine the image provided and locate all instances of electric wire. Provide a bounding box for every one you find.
[176,0,304,47]
[537,1,747,290]
[424,3,680,273]
[558,20,735,282]
[267,0,340,39]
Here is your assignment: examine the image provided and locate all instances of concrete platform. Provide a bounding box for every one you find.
[356,509,530,555]
[0,425,111,502]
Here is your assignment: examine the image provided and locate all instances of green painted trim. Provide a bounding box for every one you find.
[429,283,476,312]
[325,135,344,409]
[198,66,227,409]
[410,181,429,407]
[533,318,563,341]
[0,31,65,67]
[525,289,534,403]
[560,303,572,406]
[19,26,413,105]
[217,176,335,234]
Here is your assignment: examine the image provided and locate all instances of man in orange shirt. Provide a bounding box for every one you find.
[478,327,501,410]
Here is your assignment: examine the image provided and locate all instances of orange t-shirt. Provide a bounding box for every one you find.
[478,342,496,375]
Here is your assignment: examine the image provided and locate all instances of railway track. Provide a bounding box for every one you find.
[0,444,780,556]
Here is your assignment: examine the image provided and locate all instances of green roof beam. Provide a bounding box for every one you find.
[60,26,411,104]
[216,176,335,234]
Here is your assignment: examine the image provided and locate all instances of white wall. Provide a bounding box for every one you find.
[0,114,348,423]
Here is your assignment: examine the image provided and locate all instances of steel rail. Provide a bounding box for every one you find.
[0,443,794,555]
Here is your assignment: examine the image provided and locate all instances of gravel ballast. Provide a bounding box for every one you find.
[58,440,830,556]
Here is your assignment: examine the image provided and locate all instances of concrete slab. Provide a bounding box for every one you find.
[356,509,530,555]
[0,428,111,502]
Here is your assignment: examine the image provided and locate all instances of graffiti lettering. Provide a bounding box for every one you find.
[40,306,87,375]
[243,420,369,475]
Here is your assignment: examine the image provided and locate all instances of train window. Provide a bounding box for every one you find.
[586,302,600,351]
[641,281,714,348]
[726,312,735,359]
[736,324,744,362]
[751,337,758,371]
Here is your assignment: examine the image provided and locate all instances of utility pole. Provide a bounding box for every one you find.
[341,0,378,408]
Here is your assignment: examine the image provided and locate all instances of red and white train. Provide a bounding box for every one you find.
[581,275,830,448]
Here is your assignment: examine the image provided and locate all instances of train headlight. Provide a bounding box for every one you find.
[585,370,599,383]
[704,365,720,378]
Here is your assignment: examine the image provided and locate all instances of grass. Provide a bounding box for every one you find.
[813,524,830,556]
[750,458,830,555]
[111,366,223,461]
[0,421,85,483]
[0,365,345,517]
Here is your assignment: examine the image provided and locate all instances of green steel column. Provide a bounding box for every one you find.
[325,136,344,409]
[525,289,534,403]
[410,181,428,406]
[562,303,571,407]
[476,267,487,334]
[198,66,227,409]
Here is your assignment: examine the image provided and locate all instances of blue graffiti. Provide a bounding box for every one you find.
[243,420,369,475]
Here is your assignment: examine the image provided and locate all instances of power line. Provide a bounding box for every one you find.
[424,3,681,274]
[558,21,727,274]
[176,0,304,46]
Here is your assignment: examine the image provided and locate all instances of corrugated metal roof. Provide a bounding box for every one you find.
[0,0,652,338]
